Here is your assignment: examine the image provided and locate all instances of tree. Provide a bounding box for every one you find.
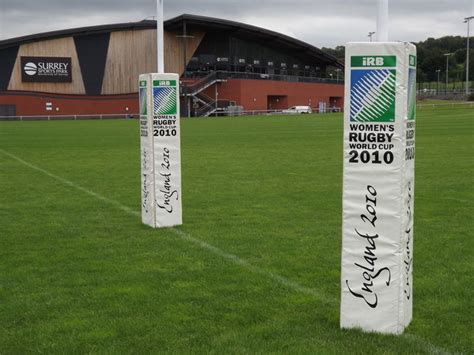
[322,36,473,83]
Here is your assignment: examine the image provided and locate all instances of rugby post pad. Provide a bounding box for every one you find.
[341,42,416,334]
[139,73,182,228]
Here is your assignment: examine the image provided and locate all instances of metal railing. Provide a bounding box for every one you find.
[217,71,343,84]
[211,107,343,117]
[195,99,232,117]
[417,89,473,99]
[0,113,137,121]
[182,71,343,95]
[182,72,224,96]
[417,102,474,109]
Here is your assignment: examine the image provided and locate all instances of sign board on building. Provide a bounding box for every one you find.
[21,56,72,83]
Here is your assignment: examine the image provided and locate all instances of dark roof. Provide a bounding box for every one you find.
[0,14,343,68]
[0,21,155,49]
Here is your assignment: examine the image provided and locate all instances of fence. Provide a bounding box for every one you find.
[216,107,342,117]
[0,113,137,121]
[184,70,344,87]
[2,102,469,121]
[417,102,474,110]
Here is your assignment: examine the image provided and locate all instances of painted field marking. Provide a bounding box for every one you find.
[0,148,450,354]
[0,148,321,299]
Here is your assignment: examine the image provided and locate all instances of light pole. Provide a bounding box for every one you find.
[368,31,376,42]
[436,69,441,96]
[444,53,453,94]
[376,0,388,42]
[157,0,164,73]
[464,16,473,97]
[335,68,342,82]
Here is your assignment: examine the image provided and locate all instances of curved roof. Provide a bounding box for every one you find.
[0,14,343,68]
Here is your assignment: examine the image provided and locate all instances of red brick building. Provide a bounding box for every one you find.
[0,14,343,117]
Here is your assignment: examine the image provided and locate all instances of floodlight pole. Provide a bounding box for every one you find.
[444,53,452,94]
[436,69,441,95]
[376,0,389,42]
[157,0,164,73]
[465,16,473,97]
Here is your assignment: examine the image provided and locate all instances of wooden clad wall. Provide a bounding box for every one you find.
[101,29,156,95]
[101,29,204,95]
[8,37,86,94]
[7,28,205,96]
[164,30,205,76]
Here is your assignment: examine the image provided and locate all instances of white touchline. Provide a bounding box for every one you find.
[0,148,450,353]
[0,148,321,299]
[0,149,140,218]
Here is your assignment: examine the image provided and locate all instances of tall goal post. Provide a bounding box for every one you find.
[340,0,416,334]
[139,0,182,228]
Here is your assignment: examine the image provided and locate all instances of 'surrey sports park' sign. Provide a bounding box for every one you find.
[139,73,182,228]
[341,42,416,334]
[21,56,72,83]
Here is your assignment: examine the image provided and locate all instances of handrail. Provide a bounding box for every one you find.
[183,70,344,87]
[417,102,474,108]
[195,99,231,116]
[0,113,137,121]
[182,72,220,95]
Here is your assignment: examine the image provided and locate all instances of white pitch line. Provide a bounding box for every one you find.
[0,148,321,299]
[402,334,452,355]
[171,228,322,298]
[0,149,140,218]
[0,148,450,354]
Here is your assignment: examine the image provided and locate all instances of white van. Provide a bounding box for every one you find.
[282,105,312,114]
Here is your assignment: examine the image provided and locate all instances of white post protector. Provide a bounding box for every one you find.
[139,73,182,228]
[341,42,417,334]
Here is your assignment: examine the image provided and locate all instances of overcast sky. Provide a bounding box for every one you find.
[0,0,472,48]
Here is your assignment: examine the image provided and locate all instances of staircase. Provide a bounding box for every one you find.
[182,72,228,117]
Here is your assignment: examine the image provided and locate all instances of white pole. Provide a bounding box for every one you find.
[157,0,165,73]
[376,0,389,42]
[467,19,470,97]
[465,17,473,97]
[446,55,449,93]
[437,70,440,95]
[445,53,451,94]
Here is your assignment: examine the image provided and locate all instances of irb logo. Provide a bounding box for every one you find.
[362,57,385,66]
[351,56,396,68]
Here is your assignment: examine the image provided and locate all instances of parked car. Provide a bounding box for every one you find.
[282,105,312,114]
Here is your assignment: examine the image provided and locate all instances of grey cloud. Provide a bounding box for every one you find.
[0,0,472,47]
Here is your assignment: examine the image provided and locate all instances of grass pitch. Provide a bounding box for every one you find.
[0,107,472,353]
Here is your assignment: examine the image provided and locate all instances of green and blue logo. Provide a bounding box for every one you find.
[139,84,147,116]
[408,68,416,121]
[350,68,396,122]
[408,55,417,120]
[153,80,177,115]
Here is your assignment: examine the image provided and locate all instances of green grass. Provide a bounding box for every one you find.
[0,107,472,353]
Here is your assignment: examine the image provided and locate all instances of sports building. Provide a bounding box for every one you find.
[0,14,344,117]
